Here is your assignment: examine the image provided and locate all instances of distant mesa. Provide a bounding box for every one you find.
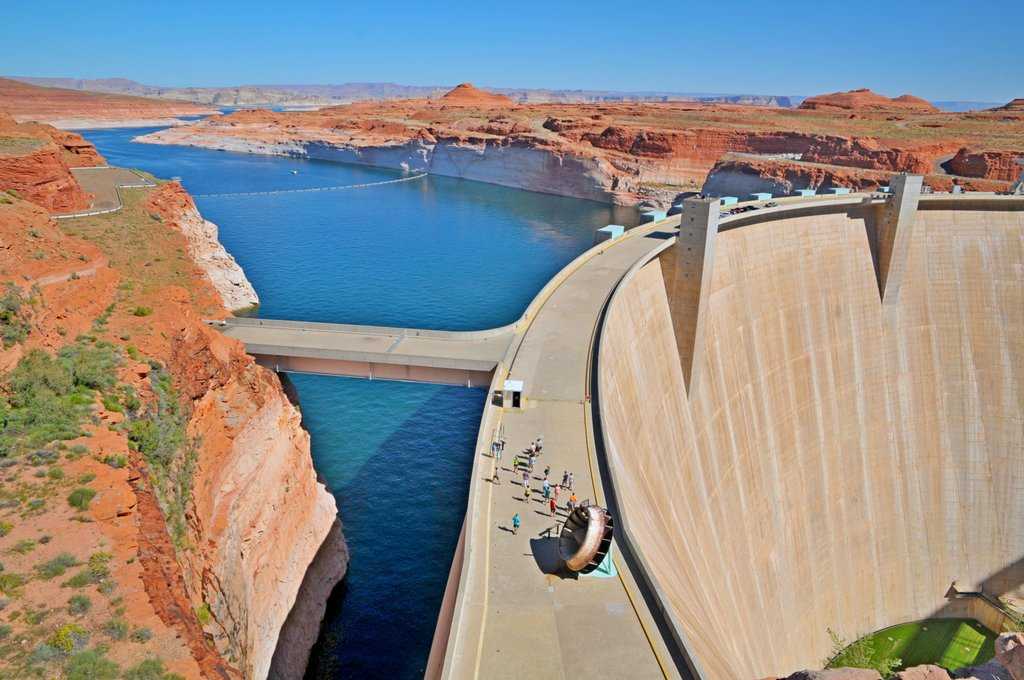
[799,88,939,112]
[992,97,1024,113]
[439,82,514,106]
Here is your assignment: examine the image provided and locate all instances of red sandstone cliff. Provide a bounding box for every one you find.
[0,113,103,211]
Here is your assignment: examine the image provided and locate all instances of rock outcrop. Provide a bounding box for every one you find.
[702,154,1010,196]
[946,148,1024,182]
[997,632,1024,680]
[144,182,259,311]
[897,666,952,680]
[799,88,940,112]
[0,112,103,211]
[782,670,882,680]
[441,82,515,106]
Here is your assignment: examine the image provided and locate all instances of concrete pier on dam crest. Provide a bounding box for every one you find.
[208,185,1024,680]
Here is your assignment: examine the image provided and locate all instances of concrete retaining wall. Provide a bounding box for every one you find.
[598,207,1024,678]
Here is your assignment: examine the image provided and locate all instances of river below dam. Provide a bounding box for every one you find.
[81,126,636,679]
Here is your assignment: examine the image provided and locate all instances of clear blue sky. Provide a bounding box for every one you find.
[2,0,1021,101]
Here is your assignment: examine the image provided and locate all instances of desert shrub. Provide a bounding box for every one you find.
[131,306,153,317]
[102,454,128,469]
[58,340,121,391]
[0,572,25,596]
[65,648,120,680]
[67,594,91,616]
[0,283,32,348]
[102,617,128,640]
[123,658,185,680]
[126,369,195,550]
[35,553,79,579]
[47,622,89,653]
[0,521,11,537]
[11,539,36,554]
[825,627,902,678]
[77,472,95,484]
[30,642,62,664]
[0,623,10,639]
[130,626,152,643]
[47,466,64,480]
[67,487,96,511]
[195,602,211,625]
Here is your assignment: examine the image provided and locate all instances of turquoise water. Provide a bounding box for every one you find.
[81,127,635,678]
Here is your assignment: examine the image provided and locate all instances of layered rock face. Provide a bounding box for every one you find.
[947,148,1024,182]
[702,154,1010,196]
[144,182,259,311]
[170,320,341,680]
[0,113,104,211]
[598,206,1024,678]
[134,85,1020,205]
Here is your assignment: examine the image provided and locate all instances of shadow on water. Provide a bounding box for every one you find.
[299,377,485,680]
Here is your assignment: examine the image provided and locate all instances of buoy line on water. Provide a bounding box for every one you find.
[192,172,428,198]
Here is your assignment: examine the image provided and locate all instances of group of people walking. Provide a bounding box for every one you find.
[499,435,579,535]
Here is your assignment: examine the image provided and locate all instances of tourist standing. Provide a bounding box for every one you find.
[543,479,551,499]
[543,465,550,481]
[566,494,576,515]
[567,471,575,491]
[522,470,530,488]
[528,452,536,472]
[524,485,531,502]
[561,470,569,487]
[512,512,521,535]
[549,497,557,517]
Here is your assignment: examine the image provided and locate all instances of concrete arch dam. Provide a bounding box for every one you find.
[597,189,1024,678]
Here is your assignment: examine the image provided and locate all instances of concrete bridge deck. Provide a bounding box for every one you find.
[210,317,515,387]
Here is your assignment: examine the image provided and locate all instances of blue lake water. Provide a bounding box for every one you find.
[81,127,636,678]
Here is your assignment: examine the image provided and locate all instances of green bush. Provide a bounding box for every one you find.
[35,553,79,579]
[195,602,211,625]
[67,594,91,616]
[0,521,11,537]
[0,339,120,457]
[65,648,120,680]
[0,623,10,639]
[131,306,153,317]
[47,466,64,480]
[67,487,97,511]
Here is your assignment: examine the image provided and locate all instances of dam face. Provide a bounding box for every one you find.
[598,204,1024,678]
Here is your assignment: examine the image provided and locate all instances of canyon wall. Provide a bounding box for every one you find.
[170,321,342,680]
[145,182,259,312]
[598,206,1024,679]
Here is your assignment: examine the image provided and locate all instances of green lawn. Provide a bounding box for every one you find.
[834,618,997,673]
